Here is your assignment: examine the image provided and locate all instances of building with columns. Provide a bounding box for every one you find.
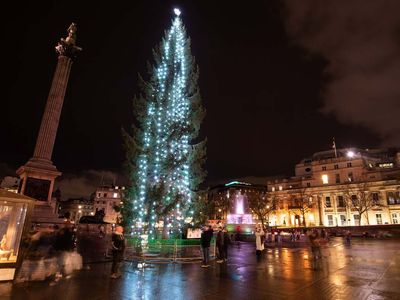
[268,148,400,227]
[209,148,400,228]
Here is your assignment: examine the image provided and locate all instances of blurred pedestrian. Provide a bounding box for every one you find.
[222,227,230,261]
[235,232,241,249]
[307,229,321,269]
[99,224,105,238]
[110,226,125,278]
[255,226,265,260]
[345,230,352,244]
[290,230,295,242]
[216,227,224,263]
[277,231,282,244]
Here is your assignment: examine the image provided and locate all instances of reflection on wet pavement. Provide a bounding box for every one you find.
[7,237,400,299]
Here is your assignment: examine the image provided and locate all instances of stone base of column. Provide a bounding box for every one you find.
[24,157,59,172]
[16,163,62,224]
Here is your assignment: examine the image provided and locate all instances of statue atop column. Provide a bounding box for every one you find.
[55,22,82,58]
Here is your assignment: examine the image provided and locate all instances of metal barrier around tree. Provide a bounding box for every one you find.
[124,240,216,264]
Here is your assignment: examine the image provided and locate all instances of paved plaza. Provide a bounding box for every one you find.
[2,237,400,300]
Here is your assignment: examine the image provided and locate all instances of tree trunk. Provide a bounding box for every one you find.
[302,210,306,227]
[162,216,169,239]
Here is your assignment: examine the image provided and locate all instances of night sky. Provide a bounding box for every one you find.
[2,1,399,197]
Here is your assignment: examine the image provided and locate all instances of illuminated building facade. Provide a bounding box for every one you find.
[93,186,124,224]
[209,148,400,228]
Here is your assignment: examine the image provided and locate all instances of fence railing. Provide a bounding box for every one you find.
[124,241,216,264]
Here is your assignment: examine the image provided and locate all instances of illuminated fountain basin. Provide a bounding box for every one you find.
[227,214,253,224]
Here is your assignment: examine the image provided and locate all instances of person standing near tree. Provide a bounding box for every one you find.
[200,225,213,268]
[110,226,125,278]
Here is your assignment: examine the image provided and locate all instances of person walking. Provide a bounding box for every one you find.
[345,230,352,244]
[200,225,213,267]
[222,227,230,261]
[290,230,295,242]
[307,229,321,270]
[216,227,224,263]
[110,226,125,278]
[255,226,265,260]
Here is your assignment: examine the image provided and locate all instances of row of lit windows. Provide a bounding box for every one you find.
[268,192,398,209]
[97,192,119,198]
[271,186,283,192]
[326,213,397,226]
[271,173,355,191]
[95,200,120,206]
[321,162,352,172]
[321,173,353,185]
[324,192,398,207]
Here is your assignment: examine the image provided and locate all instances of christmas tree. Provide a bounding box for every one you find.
[123,9,206,239]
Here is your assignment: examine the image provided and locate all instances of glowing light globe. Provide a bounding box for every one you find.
[174,8,181,16]
[347,151,355,158]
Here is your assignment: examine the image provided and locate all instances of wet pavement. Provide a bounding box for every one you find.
[2,237,400,300]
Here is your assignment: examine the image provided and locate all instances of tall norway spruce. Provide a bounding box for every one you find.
[123,9,206,239]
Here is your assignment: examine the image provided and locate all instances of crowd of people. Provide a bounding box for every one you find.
[14,223,127,283]
[199,224,347,271]
[16,224,82,284]
[200,224,335,266]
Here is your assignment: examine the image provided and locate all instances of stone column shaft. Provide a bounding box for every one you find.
[32,56,72,162]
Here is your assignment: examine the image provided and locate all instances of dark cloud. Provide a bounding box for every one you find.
[55,170,127,200]
[284,0,400,145]
[0,163,17,179]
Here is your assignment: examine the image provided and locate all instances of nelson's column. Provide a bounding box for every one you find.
[17,23,82,222]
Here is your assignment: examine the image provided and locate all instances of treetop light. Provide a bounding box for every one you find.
[174,8,181,16]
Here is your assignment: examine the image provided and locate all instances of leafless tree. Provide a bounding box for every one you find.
[288,188,313,227]
[341,181,381,225]
[247,190,278,229]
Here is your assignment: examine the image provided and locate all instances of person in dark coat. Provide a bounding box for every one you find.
[200,225,213,267]
[111,226,126,278]
[222,227,230,261]
[216,227,224,263]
